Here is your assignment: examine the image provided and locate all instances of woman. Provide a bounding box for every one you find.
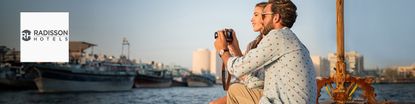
[209,2,267,104]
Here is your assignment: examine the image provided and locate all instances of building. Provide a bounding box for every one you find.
[311,55,330,77]
[397,64,415,78]
[347,51,364,74]
[328,51,364,76]
[192,48,211,74]
[210,50,222,79]
[191,48,224,79]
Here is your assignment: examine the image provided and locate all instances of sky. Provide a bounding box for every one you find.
[1,0,414,69]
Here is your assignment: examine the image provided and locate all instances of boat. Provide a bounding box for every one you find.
[134,64,173,88]
[0,64,38,90]
[171,67,190,87]
[33,62,136,92]
[33,41,137,93]
[0,46,38,90]
[171,77,187,87]
[186,73,215,87]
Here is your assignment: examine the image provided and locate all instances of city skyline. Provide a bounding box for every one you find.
[1,0,415,69]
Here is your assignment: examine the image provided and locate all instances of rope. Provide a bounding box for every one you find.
[349,83,358,97]
[325,84,332,98]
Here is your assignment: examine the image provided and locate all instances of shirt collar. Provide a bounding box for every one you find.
[267,27,288,36]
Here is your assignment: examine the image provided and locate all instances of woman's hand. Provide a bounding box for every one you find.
[228,30,243,56]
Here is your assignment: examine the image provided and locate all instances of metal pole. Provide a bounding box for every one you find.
[122,43,124,57]
[128,44,130,60]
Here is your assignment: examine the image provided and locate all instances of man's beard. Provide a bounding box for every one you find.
[261,22,274,36]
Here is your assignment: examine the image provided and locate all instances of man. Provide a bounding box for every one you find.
[214,0,317,104]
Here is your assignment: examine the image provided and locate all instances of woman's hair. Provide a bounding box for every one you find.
[256,2,268,8]
[247,2,268,52]
[246,34,264,53]
[249,0,297,52]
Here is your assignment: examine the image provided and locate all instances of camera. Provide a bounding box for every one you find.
[214,29,233,42]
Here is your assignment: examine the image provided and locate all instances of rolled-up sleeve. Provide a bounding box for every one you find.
[226,30,285,78]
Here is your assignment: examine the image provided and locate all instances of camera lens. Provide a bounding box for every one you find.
[214,29,233,42]
[225,29,233,42]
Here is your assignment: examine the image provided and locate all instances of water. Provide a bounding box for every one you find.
[0,85,225,104]
[1,84,414,104]
[372,83,415,102]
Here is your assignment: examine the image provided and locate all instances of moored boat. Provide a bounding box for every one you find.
[0,46,38,90]
[33,63,136,92]
[134,64,173,88]
[33,41,137,93]
[186,73,215,87]
[0,65,38,90]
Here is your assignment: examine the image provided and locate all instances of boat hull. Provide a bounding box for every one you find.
[134,74,172,88]
[0,79,37,90]
[35,77,133,92]
[34,65,135,93]
[0,66,38,90]
[186,75,214,87]
[187,79,212,87]
[171,77,187,87]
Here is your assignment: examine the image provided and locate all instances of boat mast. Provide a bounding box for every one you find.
[122,37,130,60]
[333,0,348,102]
[316,0,376,103]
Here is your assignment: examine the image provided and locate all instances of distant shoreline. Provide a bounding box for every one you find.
[373,82,415,84]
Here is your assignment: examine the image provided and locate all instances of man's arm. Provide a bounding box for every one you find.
[225,31,285,78]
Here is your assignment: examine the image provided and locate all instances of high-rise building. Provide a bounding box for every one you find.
[328,53,337,77]
[347,51,364,74]
[311,55,330,77]
[328,51,364,76]
[192,48,211,74]
[210,50,222,79]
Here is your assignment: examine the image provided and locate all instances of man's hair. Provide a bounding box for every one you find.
[255,2,268,8]
[269,0,297,28]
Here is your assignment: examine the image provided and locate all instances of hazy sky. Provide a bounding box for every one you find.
[1,0,414,69]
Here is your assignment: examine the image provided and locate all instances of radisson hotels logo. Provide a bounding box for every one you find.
[21,30,31,41]
[20,12,69,62]
[21,29,69,42]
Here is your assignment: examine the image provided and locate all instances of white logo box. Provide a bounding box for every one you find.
[20,12,69,62]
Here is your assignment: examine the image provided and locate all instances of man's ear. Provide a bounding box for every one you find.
[272,14,280,24]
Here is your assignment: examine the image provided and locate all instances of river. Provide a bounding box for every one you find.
[1,84,414,104]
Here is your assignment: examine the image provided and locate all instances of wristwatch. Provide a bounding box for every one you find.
[219,48,229,57]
